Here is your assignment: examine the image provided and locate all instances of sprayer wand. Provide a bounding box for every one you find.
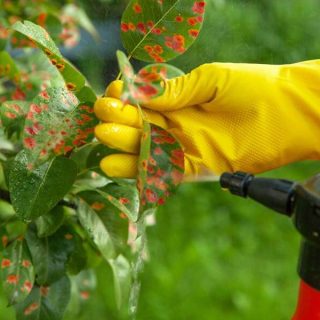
[219,172,320,320]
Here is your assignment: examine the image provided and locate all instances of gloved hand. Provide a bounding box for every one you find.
[94,60,320,180]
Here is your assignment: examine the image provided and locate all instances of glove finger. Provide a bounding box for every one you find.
[94,97,168,129]
[147,64,220,111]
[100,154,138,178]
[95,123,141,154]
[106,64,220,112]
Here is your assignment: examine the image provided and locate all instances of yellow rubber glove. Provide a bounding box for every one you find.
[94,60,320,180]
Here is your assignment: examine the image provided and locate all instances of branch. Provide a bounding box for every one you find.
[0,188,78,210]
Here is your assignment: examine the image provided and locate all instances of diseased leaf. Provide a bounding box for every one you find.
[121,0,206,62]
[117,51,184,104]
[11,21,96,102]
[9,151,77,220]
[66,269,96,317]
[109,254,131,310]
[26,224,76,285]
[76,198,116,260]
[35,206,65,238]
[138,123,184,213]
[14,275,71,320]
[22,87,97,166]
[1,238,35,306]
[77,189,129,253]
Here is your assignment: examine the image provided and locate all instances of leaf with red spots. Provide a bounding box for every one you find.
[26,224,76,285]
[1,238,35,306]
[137,122,184,215]
[121,0,206,62]
[76,198,116,260]
[14,275,70,320]
[9,151,77,221]
[117,50,184,105]
[22,87,98,166]
[11,21,96,102]
[77,189,129,254]
[67,269,96,316]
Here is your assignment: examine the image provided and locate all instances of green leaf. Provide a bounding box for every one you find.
[35,206,65,238]
[109,254,131,310]
[76,198,116,260]
[26,224,75,285]
[9,151,77,221]
[67,232,87,275]
[77,189,129,253]
[138,123,184,213]
[1,238,35,306]
[11,21,96,102]
[14,275,71,320]
[22,87,98,166]
[117,51,184,104]
[121,0,206,62]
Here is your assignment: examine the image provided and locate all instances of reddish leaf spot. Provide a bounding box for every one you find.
[154,147,163,155]
[1,258,11,268]
[24,137,36,149]
[24,302,39,315]
[192,1,206,14]
[188,29,200,38]
[66,82,76,91]
[171,168,184,185]
[145,188,158,203]
[91,202,105,210]
[158,197,165,205]
[39,90,49,100]
[119,212,127,219]
[4,112,16,119]
[56,63,65,71]
[175,16,184,22]
[138,85,158,97]
[121,23,129,32]
[21,280,33,293]
[165,35,186,53]
[64,234,73,240]
[133,3,142,13]
[128,22,136,31]
[80,291,90,299]
[137,22,147,34]
[151,28,162,35]
[22,260,31,268]
[6,274,19,284]
[12,88,26,100]
[40,286,49,297]
[187,17,199,26]
[119,197,130,205]
[44,48,53,56]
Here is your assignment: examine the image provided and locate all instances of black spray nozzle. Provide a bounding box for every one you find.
[220,171,296,216]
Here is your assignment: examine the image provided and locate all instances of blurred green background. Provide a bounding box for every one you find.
[1,0,320,319]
